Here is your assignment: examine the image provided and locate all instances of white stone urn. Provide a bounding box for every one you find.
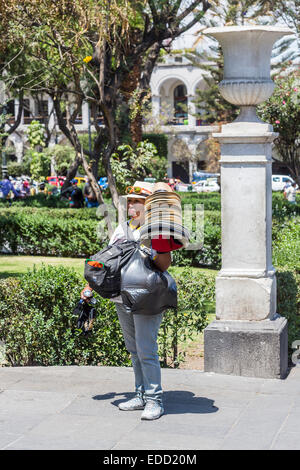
[204,26,294,131]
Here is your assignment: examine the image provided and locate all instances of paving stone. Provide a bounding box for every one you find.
[271,432,300,450]
[0,390,76,414]
[112,430,224,450]
[0,432,23,450]
[61,394,142,420]
[0,410,51,437]
[221,408,290,450]
[276,410,300,434]
[6,413,138,450]
[0,366,299,450]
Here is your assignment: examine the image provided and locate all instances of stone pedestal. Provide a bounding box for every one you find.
[202,26,293,379]
[204,315,288,379]
[215,132,276,322]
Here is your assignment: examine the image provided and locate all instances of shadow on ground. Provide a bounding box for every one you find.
[93,390,218,415]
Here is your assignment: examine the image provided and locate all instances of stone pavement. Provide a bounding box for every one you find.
[0,365,300,450]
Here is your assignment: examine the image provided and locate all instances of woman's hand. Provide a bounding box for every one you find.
[80,285,93,301]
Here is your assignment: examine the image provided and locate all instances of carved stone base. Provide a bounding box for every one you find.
[216,275,277,321]
[204,315,288,379]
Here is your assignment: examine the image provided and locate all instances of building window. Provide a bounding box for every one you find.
[23,99,32,124]
[34,100,48,124]
[6,100,15,123]
[173,84,188,125]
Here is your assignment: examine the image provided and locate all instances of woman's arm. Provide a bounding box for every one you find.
[153,252,171,272]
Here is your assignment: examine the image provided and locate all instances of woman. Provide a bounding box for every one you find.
[81,181,177,420]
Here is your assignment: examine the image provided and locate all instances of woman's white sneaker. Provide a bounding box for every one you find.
[141,400,164,420]
[118,394,145,411]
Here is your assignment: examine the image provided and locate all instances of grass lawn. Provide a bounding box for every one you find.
[0,255,218,280]
[0,255,86,280]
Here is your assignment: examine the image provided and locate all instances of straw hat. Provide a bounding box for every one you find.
[125,181,155,199]
[140,182,190,248]
[152,182,173,193]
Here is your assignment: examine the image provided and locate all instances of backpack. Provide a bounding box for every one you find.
[84,222,138,299]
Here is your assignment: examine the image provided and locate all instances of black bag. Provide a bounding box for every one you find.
[84,240,138,298]
[120,248,177,315]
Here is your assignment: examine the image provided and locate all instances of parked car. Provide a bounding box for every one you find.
[46,176,66,187]
[192,171,220,185]
[193,180,220,193]
[272,174,297,191]
[175,180,193,192]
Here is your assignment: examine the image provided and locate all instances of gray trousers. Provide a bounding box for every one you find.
[115,303,163,402]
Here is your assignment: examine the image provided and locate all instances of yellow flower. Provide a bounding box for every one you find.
[83,56,92,64]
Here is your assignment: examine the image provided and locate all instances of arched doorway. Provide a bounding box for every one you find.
[173,84,188,124]
[170,138,192,183]
[172,162,189,183]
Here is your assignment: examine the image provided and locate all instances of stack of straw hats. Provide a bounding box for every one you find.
[140,182,190,248]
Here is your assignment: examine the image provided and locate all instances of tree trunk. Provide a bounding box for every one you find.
[61,154,81,192]
[80,148,114,238]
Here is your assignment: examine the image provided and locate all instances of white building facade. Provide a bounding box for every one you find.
[148,54,218,181]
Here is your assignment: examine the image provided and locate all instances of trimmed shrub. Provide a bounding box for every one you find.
[179,192,221,211]
[160,267,216,367]
[0,265,129,367]
[0,264,298,368]
[277,267,300,353]
[0,207,110,257]
[0,264,215,367]
[0,196,298,273]
[272,217,300,271]
[0,193,70,209]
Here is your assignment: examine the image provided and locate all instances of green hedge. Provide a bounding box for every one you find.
[277,267,300,352]
[0,193,70,208]
[1,207,299,272]
[0,264,214,367]
[180,191,300,215]
[0,196,299,271]
[0,264,298,367]
[0,208,103,257]
[0,206,222,265]
[272,217,300,271]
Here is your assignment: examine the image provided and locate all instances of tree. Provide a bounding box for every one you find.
[257,69,300,184]
[1,0,212,221]
[253,1,300,65]
[111,140,167,193]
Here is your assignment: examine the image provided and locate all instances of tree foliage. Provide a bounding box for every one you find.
[257,69,300,184]
[253,1,300,64]
[25,120,50,180]
[111,140,167,193]
[1,0,212,216]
